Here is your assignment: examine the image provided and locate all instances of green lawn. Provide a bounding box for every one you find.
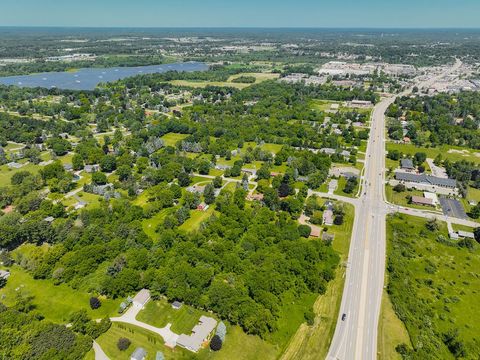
[142,208,173,239]
[0,264,120,323]
[160,133,189,147]
[384,214,480,358]
[179,207,215,232]
[137,299,215,334]
[385,185,441,211]
[333,177,359,198]
[96,321,278,360]
[386,143,480,164]
[0,162,40,187]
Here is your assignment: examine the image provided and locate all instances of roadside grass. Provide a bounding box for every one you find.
[386,143,480,164]
[160,133,189,147]
[280,203,354,360]
[0,264,120,323]
[384,214,480,358]
[333,177,359,198]
[137,298,215,334]
[378,287,411,360]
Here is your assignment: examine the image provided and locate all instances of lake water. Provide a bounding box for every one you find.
[0,62,208,91]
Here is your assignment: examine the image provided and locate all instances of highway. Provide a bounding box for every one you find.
[326,59,464,360]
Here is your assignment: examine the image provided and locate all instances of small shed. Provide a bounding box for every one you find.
[172,301,183,310]
[130,347,147,360]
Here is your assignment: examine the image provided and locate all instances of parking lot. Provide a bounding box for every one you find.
[439,197,468,220]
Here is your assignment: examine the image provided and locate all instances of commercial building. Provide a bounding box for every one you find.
[395,172,457,189]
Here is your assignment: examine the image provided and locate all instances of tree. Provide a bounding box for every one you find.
[210,335,223,351]
[204,183,216,205]
[178,172,191,187]
[334,215,344,225]
[470,203,480,219]
[117,337,131,351]
[425,218,439,232]
[474,228,480,243]
[393,183,405,192]
[89,297,101,310]
[0,276,6,289]
[100,155,117,172]
[92,172,107,185]
[72,154,84,171]
[213,176,222,188]
[304,309,315,326]
[198,160,211,175]
[298,225,312,238]
[116,165,131,182]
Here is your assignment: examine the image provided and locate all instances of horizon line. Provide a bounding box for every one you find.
[1,26,480,30]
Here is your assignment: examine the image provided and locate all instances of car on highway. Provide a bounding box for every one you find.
[342,313,347,321]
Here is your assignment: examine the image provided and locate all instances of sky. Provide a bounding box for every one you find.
[1,0,479,28]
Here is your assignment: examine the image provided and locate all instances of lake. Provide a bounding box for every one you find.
[0,62,208,91]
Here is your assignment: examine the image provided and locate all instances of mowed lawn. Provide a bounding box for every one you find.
[137,299,215,334]
[0,265,120,323]
[160,133,189,147]
[96,321,278,360]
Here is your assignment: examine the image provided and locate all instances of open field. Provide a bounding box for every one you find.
[0,264,120,323]
[170,72,279,90]
[384,214,480,358]
[281,203,355,360]
[386,143,480,164]
[178,207,215,232]
[160,133,189,147]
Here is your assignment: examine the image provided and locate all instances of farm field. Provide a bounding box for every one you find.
[386,143,480,164]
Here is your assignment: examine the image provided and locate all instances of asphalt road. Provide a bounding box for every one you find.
[326,60,463,360]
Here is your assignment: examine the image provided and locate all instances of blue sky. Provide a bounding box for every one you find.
[1,0,479,28]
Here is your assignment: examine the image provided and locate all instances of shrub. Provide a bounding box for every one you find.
[117,337,131,351]
[210,335,222,351]
[333,215,344,225]
[393,183,405,192]
[90,297,101,310]
[298,224,312,238]
[304,309,315,326]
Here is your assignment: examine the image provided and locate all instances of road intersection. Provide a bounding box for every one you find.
[325,59,470,360]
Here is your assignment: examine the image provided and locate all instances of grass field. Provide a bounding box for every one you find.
[142,208,173,239]
[170,72,279,90]
[384,214,480,358]
[0,162,40,187]
[378,287,411,360]
[179,207,215,232]
[386,142,480,164]
[280,203,355,360]
[0,264,120,323]
[160,133,189,147]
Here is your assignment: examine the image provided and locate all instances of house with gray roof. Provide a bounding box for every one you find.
[176,316,217,353]
[130,347,147,360]
[400,159,415,170]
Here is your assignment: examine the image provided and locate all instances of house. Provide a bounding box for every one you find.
[186,185,205,194]
[0,270,10,280]
[132,289,150,309]
[395,172,457,189]
[197,202,209,211]
[322,232,335,242]
[246,193,264,201]
[400,159,415,171]
[7,162,23,169]
[84,164,100,173]
[176,316,217,353]
[130,347,147,360]
[43,216,55,223]
[323,210,334,226]
[63,163,73,171]
[172,301,183,310]
[411,196,435,207]
[320,148,336,155]
[74,201,86,210]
